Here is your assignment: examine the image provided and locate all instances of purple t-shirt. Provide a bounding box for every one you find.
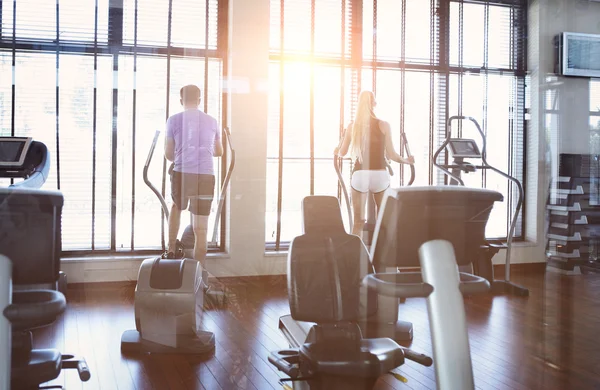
[166,109,220,175]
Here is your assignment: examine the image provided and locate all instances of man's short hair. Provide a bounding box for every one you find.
[180,84,201,103]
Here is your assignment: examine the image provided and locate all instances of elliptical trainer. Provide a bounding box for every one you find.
[432,115,529,297]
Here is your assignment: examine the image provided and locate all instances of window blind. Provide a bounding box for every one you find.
[0,0,227,254]
[267,0,354,248]
[123,0,218,48]
[268,0,528,248]
[1,0,109,43]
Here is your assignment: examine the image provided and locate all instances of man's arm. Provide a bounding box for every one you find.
[214,125,224,157]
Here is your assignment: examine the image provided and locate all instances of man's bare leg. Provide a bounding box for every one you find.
[168,203,182,254]
[192,214,209,283]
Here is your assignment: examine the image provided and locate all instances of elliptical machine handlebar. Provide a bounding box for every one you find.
[211,127,235,244]
[144,130,171,220]
[401,131,415,186]
[334,130,353,232]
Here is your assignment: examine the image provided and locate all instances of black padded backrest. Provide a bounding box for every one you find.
[371,186,503,270]
[288,232,376,323]
[0,188,63,285]
[302,196,346,235]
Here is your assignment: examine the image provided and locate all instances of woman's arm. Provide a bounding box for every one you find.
[334,122,353,156]
[381,121,414,165]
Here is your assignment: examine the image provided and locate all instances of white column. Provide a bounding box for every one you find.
[205,0,273,277]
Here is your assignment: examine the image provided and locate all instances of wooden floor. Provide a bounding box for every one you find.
[32,268,600,390]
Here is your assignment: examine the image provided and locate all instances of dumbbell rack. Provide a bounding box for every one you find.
[546,154,600,274]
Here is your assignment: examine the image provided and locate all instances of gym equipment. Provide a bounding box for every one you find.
[433,115,529,297]
[0,136,50,189]
[120,257,216,355]
[144,127,235,255]
[0,187,90,389]
[333,129,414,241]
[270,186,494,389]
[143,126,234,304]
[0,136,67,296]
[120,127,234,356]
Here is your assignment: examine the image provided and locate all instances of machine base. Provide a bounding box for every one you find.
[120,330,215,355]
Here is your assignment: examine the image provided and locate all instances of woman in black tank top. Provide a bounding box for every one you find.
[334,91,415,236]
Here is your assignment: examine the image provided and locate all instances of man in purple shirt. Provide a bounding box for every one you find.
[164,85,223,263]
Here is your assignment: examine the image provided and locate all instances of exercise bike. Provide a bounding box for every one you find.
[270,186,497,389]
[432,115,529,297]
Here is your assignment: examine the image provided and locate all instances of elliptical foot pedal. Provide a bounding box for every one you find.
[203,283,228,308]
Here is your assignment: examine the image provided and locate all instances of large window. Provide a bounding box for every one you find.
[267,0,527,249]
[0,0,228,254]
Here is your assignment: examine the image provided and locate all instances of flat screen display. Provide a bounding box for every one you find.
[0,137,32,166]
[448,139,481,158]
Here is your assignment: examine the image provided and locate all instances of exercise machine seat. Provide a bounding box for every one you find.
[4,290,66,332]
[0,188,91,389]
[121,257,215,354]
[299,196,415,342]
[268,224,406,388]
[300,336,403,378]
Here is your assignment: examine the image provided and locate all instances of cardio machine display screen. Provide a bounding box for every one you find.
[0,137,32,166]
[448,139,481,158]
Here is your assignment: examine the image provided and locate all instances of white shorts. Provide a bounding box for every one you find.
[350,169,390,193]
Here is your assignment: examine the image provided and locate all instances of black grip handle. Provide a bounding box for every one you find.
[78,359,91,381]
[401,348,433,367]
[268,351,300,378]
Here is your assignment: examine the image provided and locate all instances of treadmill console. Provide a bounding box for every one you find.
[0,137,32,167]
[448,139,481,159]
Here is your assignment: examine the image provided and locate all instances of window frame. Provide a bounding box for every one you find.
[0,0,230,256]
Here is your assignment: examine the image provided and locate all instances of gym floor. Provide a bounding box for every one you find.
[33,267,600,390]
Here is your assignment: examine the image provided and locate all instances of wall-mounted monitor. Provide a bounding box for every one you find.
[554,32,600,78]
[0,137,32,167]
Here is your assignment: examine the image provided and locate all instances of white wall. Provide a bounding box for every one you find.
[541,0,600,156]
[66,0,597,282]
[499,0,600,269]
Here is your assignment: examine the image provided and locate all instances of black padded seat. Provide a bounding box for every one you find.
[300,338,404,378]
[11,349,62,388]
[4,290,66,331]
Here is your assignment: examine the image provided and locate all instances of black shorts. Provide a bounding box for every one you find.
[170,171,215,216]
